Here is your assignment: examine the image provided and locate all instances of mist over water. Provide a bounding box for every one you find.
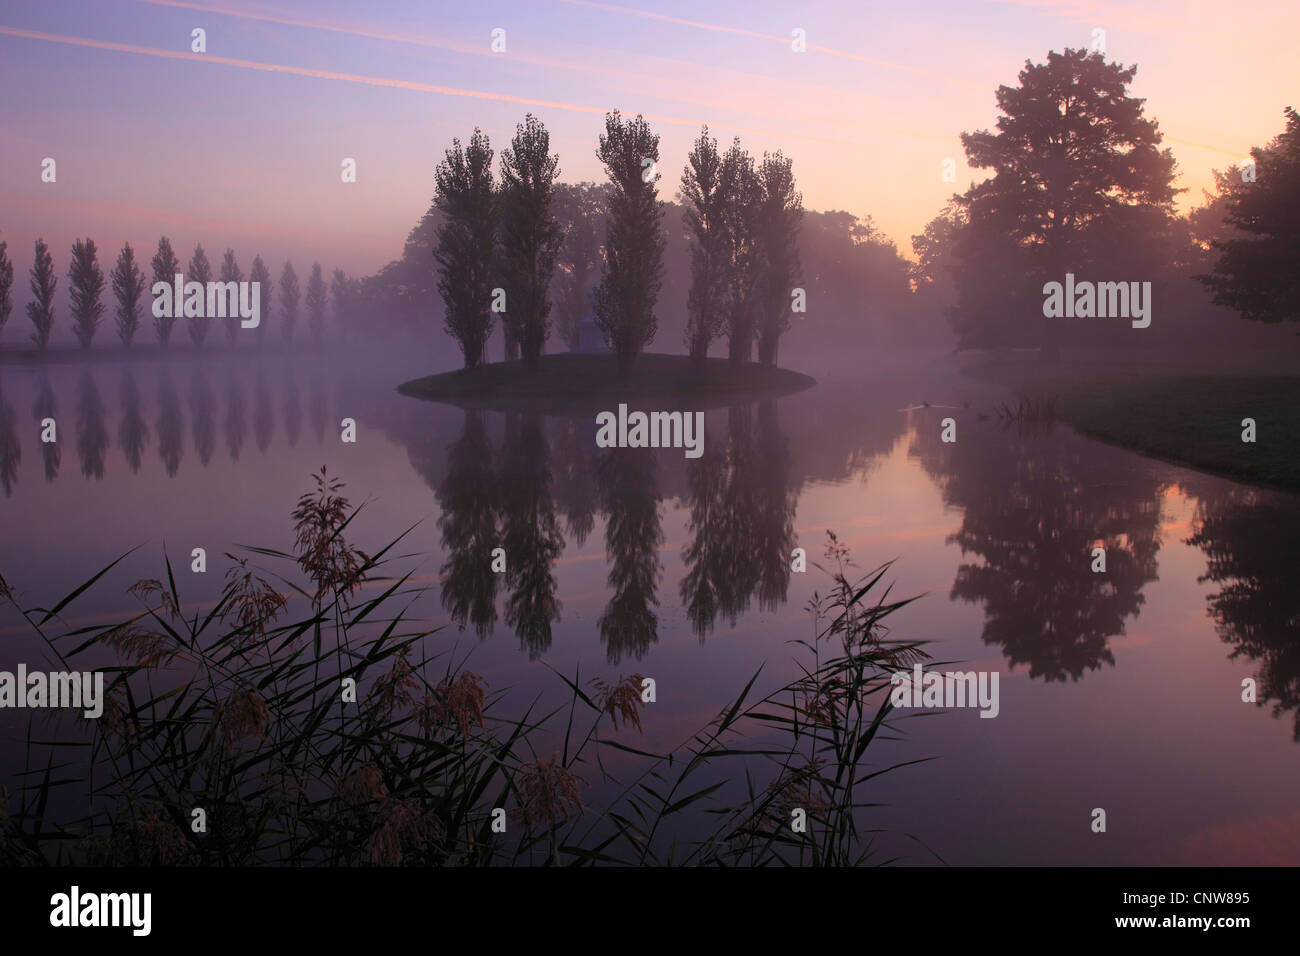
[3,336,1298,864]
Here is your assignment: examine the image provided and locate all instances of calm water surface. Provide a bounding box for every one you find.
[1,347,1297,865]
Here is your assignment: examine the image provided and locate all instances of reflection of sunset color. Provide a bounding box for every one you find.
[1,0,1294,281]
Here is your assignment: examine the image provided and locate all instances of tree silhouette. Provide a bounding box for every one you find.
[1197,107,1300,325]
[434,128,497,369]
[279,261,300,343]
[754,152,803,366]
[719,139,762,363]
[68,238,106,350]
[111,242,146,348]
[189,367,216,465]
[952,48,1180,357]
[1186,487,1300,740]
[594,111,666,373]
[187,243,213,347]
[498,114,563,369]
[219,248,243,344]
[680,126,729,364]
[305,261,327,344]
[912,415,1162,681]
[150,236,181,347]
[27,239,57,350]
[0,241,14,340]
[249,255,273,345]
[498,412,563,657]
[436,410,500,638]
[597,446,663,662]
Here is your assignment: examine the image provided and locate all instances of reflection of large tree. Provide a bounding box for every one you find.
[597,447,663,663]
[498,412,563,658]
[913,418,1161,681]
[680,401,796,638]
[118,369,148,474]
[436,410,499,638]
[1187,487,1300,740]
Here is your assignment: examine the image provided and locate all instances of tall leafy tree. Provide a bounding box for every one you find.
[27,239,57,350]
[498,113,563,369]
[187,243,213,347]
[680,126,729,364]
[279,261,300,343]
[111,242,146,348]
[1198,107,1300,325]
[719,139,762,363]
[249,255,272,344]
[594,111,666,373]
[0,242,14,340]
[68,238,105,350]
[219,248,243,344]
[151,236,181,347]
[305,261,327,343]
[953,48,1180,357]
[433,128,497,369]
[754,151,803,366]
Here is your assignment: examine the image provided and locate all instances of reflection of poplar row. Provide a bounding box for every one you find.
[0,366,325,489]
[430,403,799,661]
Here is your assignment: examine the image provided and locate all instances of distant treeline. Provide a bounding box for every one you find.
[0,237,361,351]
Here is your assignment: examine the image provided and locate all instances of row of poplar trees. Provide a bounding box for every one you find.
[0,238,357,350]
[433,111,803,373]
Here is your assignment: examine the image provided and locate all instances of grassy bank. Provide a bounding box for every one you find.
[972,362,1300,492]
[398,351,816,412]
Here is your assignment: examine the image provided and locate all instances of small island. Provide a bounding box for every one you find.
[397,352,816,413]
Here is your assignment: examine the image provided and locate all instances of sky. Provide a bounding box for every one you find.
[1,0,1296,282]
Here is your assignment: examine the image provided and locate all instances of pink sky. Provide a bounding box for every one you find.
[0,0,1295,281]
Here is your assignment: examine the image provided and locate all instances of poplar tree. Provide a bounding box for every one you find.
[754,151,803,366]
[593,111,665,373]
[680,126,728,365]
[279,261,300,343]
[249,255,272,344]
[187,243,213,347]
[111,242,147,348]
[433,128,497,369]
[69,238,105,349]
[0,241,14,340]
[498,113,563,369]
[151,236,181,347]
[220,248,243,344]
[306,261,327,343]
[27,239,57,350]
[719,140,762,364]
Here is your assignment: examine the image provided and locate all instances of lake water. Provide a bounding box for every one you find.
[2,345,1298,865]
